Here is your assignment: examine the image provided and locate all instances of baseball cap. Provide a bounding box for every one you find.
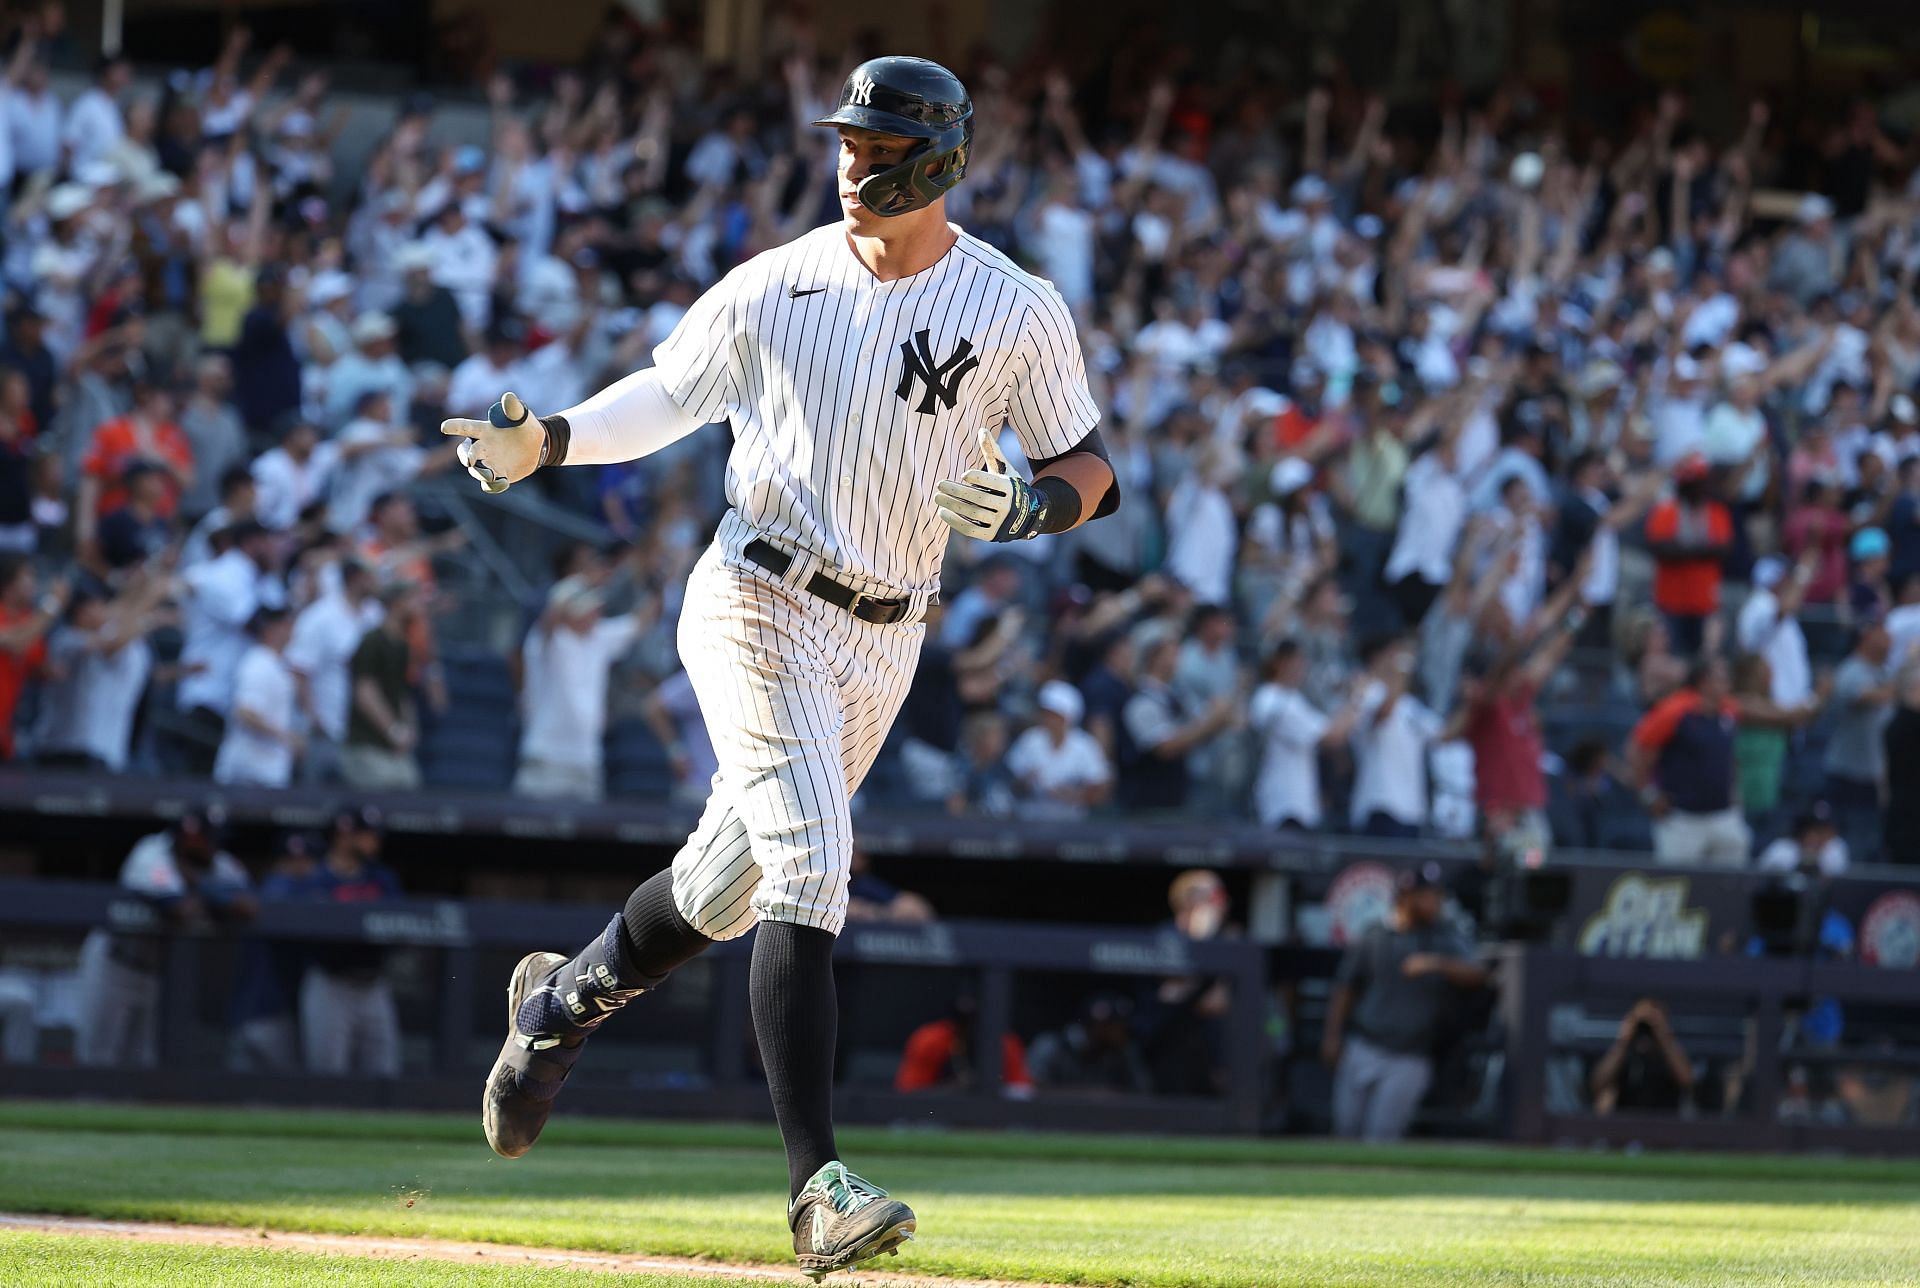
[1396,860,1446,895]
[1291,174,1330,204]
[1798,193,1836,225]
[1035,680,1084,725]
[1852,527,1890,562]
[1892,393,1918,426]
[351,312,398,345]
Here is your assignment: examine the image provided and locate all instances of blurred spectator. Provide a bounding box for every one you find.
[0,303,56,435]
[1590,998,1694,1116]
[33,575,165,771]
[1629,657,1750,867]
[0,371,34,555]
[895,995,1032,1097]
[1644,454,1732,656]
[74,810,253,1067]
[515,574,641,801]
[1121,632,1238,813]
[77,380,192,535]
[173,519,282,771]
[947,710,1017,818]
[0,556,61,760]
[1349,635,1442,839]
[1382,434,1465,629]
[1730,653,1826,842]
[213,606,301,787]
[845,849,935,924]
[639,667,716,806]
[1824,621,1895,862]
[343,581,423,791]
[228,830,320,1072]
[327,312,411,425]
[182,466,257,568]
[250,419,335,532]
[232,270,302,435]
[1323,863,1486,1141]
[1881,665,1920,864]
[90,461,173,575]
[285,558,381,785]
[393,245,469,372]
[1173,604,1246,810]
[1004,680,1111,820]
[1758,805,1849,877]
[177,355,246,517]
[326,389,448,535]
[1549,738,1644,852]
[1736,554,1816,710]
[1248,640,1361,830]
[1027,992,1150,1094]
[1161,441,1240,606]
[1144,870,1236,1095]
[293,807,403,1076]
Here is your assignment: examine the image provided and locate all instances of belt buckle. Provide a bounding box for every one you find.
[847,590,873,620]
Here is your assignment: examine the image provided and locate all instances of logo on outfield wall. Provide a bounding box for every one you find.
[1861,891,1920,969]
[1578,875,1707,958]
[1326,862,1398,945]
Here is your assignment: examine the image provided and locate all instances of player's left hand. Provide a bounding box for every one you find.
[935,427,1046,542]
[439,392,546,494]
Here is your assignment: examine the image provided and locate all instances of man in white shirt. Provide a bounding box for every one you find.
[1249,640,1362,829]
[215,607,302,787]
[1736,554,1815,709]
[1701,375,1770,503]
[251,420,337,531]
[1349,636,1444,837]
[326,314,414,425]
[33,582,159,771]
[515,576,642,801]
[326,390,441,535]
[1162,443,1240,607]
[175,522,285,772]
[421,202,497,332]
[1003,681,1111,820]
[285,560,381,785]
[61,54,130,173]
[1383,440,1466,627]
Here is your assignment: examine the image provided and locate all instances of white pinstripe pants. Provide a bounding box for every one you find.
[669,539,923,939]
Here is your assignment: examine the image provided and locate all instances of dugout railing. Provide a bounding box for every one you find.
[0,878,1272,1134]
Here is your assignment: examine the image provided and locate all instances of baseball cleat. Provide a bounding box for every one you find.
[788,1161,917,1280]
[482,951,581,1159]
[482,917,658,1159]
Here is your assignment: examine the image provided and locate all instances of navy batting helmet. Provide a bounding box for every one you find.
[813,56,972,217]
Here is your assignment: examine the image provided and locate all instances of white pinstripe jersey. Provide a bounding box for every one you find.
[652,222,1100,597]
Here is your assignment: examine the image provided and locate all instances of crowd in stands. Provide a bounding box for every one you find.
[8,4,1920,873]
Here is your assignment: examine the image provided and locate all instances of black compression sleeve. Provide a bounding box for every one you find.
[1028,427,1120,520]
[1032,474,1083,534]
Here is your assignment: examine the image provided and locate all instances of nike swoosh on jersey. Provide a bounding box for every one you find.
[788,286,827,298]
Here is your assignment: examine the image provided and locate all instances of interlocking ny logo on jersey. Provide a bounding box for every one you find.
[849,71,876,107]
[895,329,980,415]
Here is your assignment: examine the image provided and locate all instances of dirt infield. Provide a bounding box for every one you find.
[0,1212,1070,1287]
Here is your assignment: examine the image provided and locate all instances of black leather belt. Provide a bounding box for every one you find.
[743,538,919,625]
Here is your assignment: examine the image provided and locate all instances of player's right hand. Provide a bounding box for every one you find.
[440,392,545,494]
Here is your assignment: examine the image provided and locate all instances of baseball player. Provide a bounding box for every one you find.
[445,56,1117,1279]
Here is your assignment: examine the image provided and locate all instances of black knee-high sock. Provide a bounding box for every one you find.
[751,921,839,1199]
[620,869,713,977]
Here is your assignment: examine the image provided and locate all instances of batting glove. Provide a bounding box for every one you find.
[935,427,1049,542]
[439,392,550,495]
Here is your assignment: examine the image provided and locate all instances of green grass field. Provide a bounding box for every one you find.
[1,1102,1917,1286]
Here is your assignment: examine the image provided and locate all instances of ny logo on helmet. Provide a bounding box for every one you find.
[896,329,980,415]
[849,71,876,107]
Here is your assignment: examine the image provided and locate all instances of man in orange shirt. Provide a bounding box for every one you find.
[895,996,1032,1096]
[1643,453,1731,656]
[79,381,195,528]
